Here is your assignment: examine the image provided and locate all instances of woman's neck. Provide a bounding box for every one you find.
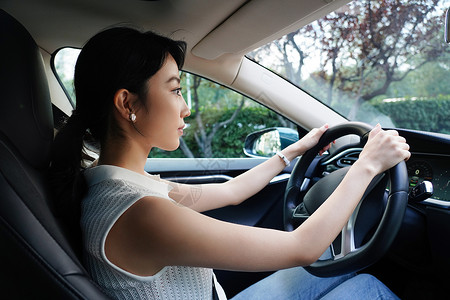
[98,137,150,176]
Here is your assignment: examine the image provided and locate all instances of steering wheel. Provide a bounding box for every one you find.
[283,122,409,277]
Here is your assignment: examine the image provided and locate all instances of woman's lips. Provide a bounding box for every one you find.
[178,124,185,135]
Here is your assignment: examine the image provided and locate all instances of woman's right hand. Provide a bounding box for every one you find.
[357,124,411,176]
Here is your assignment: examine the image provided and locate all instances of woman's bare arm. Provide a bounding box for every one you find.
[165,125,331,212]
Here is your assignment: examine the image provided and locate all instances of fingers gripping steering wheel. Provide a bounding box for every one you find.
[283,122,409,277]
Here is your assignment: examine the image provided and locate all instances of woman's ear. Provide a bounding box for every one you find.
[113,89,136,121]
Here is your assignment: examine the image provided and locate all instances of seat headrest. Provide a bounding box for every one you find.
[0,9,54,170]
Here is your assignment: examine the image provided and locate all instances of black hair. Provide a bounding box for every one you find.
[49,26,186,253]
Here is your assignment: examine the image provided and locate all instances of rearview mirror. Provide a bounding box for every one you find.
[244,127,299,158]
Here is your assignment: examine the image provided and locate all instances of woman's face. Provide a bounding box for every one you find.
[135,54,190,151]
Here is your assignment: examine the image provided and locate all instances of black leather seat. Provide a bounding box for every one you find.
[0,9,109,299]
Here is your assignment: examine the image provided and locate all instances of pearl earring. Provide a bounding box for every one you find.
[129,113,136,123]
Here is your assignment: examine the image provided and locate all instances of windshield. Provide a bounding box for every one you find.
[248,0,450,134]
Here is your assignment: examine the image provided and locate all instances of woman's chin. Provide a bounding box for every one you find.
[159,141,180,152]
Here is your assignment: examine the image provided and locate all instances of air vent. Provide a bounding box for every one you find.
[336,151,360,167]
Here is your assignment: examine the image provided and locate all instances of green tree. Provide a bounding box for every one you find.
[386,54,450,97]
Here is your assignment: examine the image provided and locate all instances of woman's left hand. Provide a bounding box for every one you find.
[283,124,330,160]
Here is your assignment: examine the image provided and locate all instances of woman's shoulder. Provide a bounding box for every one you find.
[84,165,172,196]
[81,165,175,221]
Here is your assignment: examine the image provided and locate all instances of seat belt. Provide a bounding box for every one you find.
[212,277,220,300]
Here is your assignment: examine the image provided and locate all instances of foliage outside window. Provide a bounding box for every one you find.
[248,0,450,134]
[53,48,80,105]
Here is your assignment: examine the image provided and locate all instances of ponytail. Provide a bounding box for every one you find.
[52,111,88,172]
[49,111,89,256]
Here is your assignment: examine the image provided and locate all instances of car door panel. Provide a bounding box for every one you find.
[146,157,288,230]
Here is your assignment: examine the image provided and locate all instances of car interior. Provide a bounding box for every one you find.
[0,0,449,299]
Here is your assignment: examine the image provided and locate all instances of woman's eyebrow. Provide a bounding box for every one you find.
[166,76,180,84]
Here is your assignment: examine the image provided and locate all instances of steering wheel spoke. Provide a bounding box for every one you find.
[291,203,310,228]
[333,202,361,259]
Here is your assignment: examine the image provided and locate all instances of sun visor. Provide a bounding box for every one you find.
[192,0,350,60]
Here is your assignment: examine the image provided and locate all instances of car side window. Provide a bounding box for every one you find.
[52,47,80,107]
[52,48,294,159]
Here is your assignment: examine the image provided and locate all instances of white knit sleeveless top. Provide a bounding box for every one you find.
[81,165,227,300]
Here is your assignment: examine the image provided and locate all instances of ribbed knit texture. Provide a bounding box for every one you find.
[81,165,226,299]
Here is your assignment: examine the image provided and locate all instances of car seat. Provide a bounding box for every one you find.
[0,9,109,299]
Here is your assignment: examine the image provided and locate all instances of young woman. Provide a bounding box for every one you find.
[50,27,410,299]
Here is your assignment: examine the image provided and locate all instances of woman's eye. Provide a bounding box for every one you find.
[173,87,182,96]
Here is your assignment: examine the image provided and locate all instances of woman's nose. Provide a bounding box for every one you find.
[181,97,191,118]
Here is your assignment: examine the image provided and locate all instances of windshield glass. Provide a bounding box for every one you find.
[248,0,450,134]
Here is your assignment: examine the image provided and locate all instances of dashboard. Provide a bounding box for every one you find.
[407,154,450,208]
